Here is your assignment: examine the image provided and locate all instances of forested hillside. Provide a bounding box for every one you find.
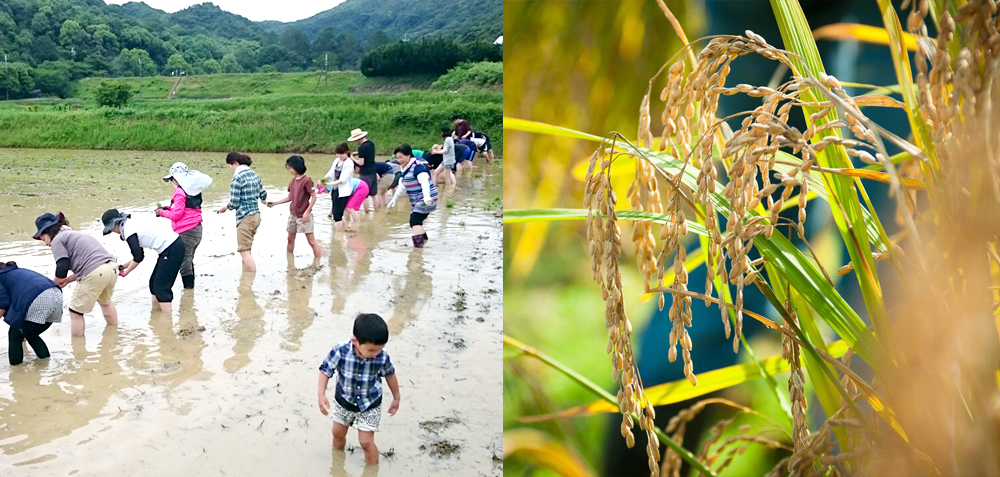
[0,0,500,99]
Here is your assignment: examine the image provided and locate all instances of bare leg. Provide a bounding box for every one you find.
[287,232,296,253]
[101,302,118,326]
[332,422,349,450]
[412,224,426,236]
[358,430,379,465]
[306,233,322,259]
[240,250,256,272]
[70,310,85,337]
[159,301,172,313]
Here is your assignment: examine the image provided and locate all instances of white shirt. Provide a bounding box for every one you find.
[122,215,179,254]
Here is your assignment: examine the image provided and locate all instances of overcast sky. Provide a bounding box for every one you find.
[103,0,347,23]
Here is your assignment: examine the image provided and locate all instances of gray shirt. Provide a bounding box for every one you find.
[442,137,456,166]
[51,229,113,278]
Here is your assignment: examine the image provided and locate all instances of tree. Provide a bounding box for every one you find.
[165,53,191,74]
[0,62,36,99]
[256,44,294,70]
[220,53,242,73]
[30,35,60,63]
[115,48,157,77]
[33,60,71,98]
[365,29,391,52]
[231,40,260,70]
[95,80,133,107]
[333,31,361,70]
[279,27,311,69]
[202,58,221,74]
[58,20,90,52]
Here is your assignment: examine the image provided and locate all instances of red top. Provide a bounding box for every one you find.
[288,174,314,217]
[454,119,471,139]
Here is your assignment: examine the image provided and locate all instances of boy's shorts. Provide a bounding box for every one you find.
[332,400,381,432]
[286,213,315,234]
[69,261,117,314]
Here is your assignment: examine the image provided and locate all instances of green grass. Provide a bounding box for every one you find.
[0,88,501,154]
[432,62,503,91]
[71,71,441,101]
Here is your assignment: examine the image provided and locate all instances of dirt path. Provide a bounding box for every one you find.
[0,149,503,476]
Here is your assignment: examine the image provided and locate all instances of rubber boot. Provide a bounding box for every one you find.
[412,234,426,248]
[421,232,429,241]
[182,275,195,289]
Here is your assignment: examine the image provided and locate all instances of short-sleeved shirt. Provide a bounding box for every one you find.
[319,339,395,412]
[121,216,179,254]
[454,119,471,139]
[287,174,313,217]
[51,229,113,278]
[441,137,456,166]
[374,161,393,177]
[357,140,376,176]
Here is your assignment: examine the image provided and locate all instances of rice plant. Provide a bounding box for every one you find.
[504,0,1000,475]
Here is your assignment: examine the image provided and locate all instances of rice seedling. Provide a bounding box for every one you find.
[504,0,1000,474]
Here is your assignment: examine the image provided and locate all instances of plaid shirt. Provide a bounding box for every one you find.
[227,165,267,224]
[319,339,395,412]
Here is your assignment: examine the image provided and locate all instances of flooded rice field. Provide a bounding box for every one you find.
[0,149,503,475]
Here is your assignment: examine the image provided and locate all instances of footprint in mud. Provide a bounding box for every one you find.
[420,440,461,458]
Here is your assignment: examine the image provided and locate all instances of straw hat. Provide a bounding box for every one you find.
[348,128,368,142]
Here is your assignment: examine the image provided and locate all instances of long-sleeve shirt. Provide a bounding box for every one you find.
[227,165,267,224]
[157,186,203,234]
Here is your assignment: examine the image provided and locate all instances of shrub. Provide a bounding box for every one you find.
[360,38,502,77]
[431,62,503,90]
[94,80,134,108]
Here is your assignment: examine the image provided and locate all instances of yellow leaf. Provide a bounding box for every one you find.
[502,429,595,477]
[812,23,918,51]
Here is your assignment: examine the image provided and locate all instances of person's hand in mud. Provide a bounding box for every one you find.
[217,205,228,214]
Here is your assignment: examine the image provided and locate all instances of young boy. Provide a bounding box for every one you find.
[267,155,322,259]
[318,313,400,465]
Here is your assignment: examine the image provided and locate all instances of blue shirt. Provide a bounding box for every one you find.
[0,264,60,327]
[319,339,395,412]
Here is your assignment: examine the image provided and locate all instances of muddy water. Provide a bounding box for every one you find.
[0,149,503,475]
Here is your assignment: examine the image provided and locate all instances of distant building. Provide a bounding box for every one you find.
[495,35,503,45]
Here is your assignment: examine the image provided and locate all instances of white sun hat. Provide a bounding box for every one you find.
[163,162,213,196]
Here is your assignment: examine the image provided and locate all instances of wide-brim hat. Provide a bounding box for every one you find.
[33,212,64,239]
[163,161,213,196]
[348,128,368,142]
[101,209,129,235]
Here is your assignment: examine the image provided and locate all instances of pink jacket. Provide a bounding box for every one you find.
[158,187,203,233]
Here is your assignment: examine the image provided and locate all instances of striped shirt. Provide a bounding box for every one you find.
[401,161,438,215]
[227,165,267,224]
[319,339,395,412]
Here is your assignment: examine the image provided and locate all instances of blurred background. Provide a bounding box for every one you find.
[503,1,912,475]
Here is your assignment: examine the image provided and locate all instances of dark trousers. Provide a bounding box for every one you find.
[8,322,52,365]
[333,194,348,222]
[150,238,185,303]
[179,223,203,278]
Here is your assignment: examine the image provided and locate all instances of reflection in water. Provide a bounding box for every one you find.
[147,291,209,388]
[328,234,374,317]
[0,328,127,456]
[330,448,381,477]
[282,256,317,352]
[223,271,265,373]
[389,249,432,335]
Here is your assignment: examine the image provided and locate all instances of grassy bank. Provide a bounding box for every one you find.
[0,70,501,154]
[0,90,501,154]
[71,71,442,101]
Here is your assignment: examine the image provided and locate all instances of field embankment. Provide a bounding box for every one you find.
[0,72,500,154]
